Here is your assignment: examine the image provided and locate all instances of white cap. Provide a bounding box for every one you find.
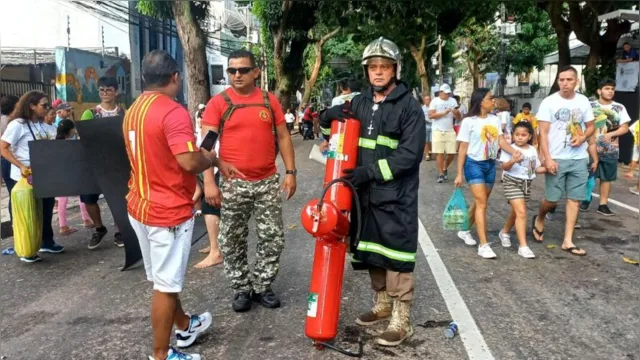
[439,84,452,94]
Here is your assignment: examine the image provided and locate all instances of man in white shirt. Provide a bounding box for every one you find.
[422,95,432,160]
[533,66,595,256]
[284,108,296,134]
[581,78,631,216]
[429,84,462,183]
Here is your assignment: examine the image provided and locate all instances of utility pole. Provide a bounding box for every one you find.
[67,15,71,50]
[101,26,105,58]
[438,34,443,85]
[498,3,506,97]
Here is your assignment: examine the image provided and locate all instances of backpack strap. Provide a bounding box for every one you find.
[261,90,276,135]
[218,90,235,139]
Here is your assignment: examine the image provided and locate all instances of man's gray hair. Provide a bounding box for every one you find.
[142,50,179,87]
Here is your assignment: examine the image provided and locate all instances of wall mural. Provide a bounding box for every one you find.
[55,48,130,116]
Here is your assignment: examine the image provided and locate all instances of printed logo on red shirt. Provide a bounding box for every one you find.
[259,109,270,122]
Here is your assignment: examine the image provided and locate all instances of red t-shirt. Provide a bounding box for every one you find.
[202,88,285,181]
[123,92,198,227]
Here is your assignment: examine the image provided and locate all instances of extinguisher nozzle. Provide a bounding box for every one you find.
[314,338,364,358]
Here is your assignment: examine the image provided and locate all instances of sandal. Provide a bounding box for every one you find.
[531,215,544,242]
[60,227,78,236]
[562,246,586,256]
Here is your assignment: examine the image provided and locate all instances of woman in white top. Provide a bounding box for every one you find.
[453,88,522,259]
[0,91,62,262]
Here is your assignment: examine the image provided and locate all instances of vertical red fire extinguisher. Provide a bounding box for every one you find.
[300,118,363,356]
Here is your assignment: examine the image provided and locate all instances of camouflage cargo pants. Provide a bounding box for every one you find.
[218,173,285,294]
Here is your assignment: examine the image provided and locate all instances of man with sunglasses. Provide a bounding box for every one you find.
[80,76,126,249]
[201,49,296,313]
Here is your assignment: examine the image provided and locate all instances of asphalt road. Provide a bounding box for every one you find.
[0,135,638,360]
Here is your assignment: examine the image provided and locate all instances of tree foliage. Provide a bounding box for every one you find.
[505,7,556,75]
[452,17,500,89]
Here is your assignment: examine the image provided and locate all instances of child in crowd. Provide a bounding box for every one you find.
[499,121,546,259]
[513,102,538,146]
[55,119,93,235]
[54,101,73,127]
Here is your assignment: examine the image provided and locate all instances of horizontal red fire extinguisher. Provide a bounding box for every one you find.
[300,118,363,357]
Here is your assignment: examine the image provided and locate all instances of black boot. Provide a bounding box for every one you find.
[232,290,253,312]
[252,288,281,308]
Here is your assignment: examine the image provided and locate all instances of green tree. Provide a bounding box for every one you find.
[252,0,320,109]
[300,26,341,105]
[505,7,556,77]
[137,1,211,113]
[351,2,499,94]
[452,18,500,89]
[303,34,366,103]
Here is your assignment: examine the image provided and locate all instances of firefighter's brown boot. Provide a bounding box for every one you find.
[377,299,413,347]
[355,291,393,326]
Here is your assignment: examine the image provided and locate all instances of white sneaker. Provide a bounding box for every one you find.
[457,231,477,246]
[175,312,213,348]
[477,244,497,259]
[498,230,511,248]
[518,246,535,259]
[149,347,201,360]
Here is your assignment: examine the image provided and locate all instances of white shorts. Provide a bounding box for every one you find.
[633,145,639,162]
[432,130,458,154]
[128,215,194,293]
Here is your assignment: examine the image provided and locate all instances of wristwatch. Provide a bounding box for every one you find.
[286,169,298,176]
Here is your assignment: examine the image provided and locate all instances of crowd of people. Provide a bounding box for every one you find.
[1,35,638,359]
[423,67,639,260]
[0,77,126,262]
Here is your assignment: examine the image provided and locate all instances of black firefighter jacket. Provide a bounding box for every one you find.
[319,81,425,272]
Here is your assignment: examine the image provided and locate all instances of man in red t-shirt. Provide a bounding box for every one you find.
[124,50,220,360]
[202,49,297,313]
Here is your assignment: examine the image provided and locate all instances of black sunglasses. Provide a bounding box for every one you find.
[227,67,254,75]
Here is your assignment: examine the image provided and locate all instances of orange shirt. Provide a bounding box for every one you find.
[202,88,285,181]
[123,92,198,227]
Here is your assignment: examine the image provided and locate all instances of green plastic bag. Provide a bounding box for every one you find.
[442,188,469,231]
[11,178,43,258]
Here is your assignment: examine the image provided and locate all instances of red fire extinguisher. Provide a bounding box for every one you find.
[300,118,363,357]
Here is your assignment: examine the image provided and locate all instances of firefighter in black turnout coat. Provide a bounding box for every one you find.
[319,37,424,347]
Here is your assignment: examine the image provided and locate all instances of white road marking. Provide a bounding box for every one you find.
[590,193,639,213]
[417,219,494,360]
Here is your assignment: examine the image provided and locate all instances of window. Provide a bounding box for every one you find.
[211,65,224,85]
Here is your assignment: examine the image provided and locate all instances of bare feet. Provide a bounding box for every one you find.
[625,171,633,179]
[199,246,211,254]
[194,252,223,268]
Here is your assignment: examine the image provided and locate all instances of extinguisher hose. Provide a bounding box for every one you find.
[316,178,362,249]
[316,338,364,358]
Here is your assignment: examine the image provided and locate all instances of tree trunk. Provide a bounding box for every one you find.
[409,36,429,96]
[472,62,480,90]
[171,1,210,114]
[543,0,572,94]
[301,27,340,105]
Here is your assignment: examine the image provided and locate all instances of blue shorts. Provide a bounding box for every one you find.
[464,157,496,186]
